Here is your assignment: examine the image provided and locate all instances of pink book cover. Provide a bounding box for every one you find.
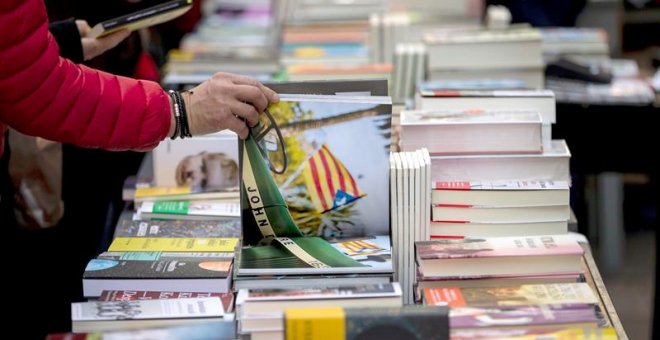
[416,235,583,260]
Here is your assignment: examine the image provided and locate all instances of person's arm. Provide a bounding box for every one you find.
[49,18,84,63]
[0,0,278,151]
[0,0,171,151]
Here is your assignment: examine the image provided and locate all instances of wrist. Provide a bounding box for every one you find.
[167,93,177,139]
[180,90,195,136]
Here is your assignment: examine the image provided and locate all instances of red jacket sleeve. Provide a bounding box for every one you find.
[0,0,171,152]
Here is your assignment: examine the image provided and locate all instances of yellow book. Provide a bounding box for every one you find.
[286,307,345,340]
[108,237,239,252]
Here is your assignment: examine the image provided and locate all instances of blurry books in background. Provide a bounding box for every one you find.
[400,110,543,155]
[539,27,609,64]
[429,140,571,183]
[71,298,231,332]
[391,43,427,104]
[423,25,544,89]
[451,326,617,340]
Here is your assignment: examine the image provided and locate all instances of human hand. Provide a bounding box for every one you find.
[181,73,279,139]
[76,20,130,61]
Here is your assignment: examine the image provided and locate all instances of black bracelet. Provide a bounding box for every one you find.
[168,90,192,139]
[168,90,180,140]
[178,91,192,138]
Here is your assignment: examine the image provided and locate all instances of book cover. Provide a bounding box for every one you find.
[450,326,617,340]
[83,259,233,297]
[423,283,598,307]
[416,235,583,260]
[71,298,225,332]
[238,91,393,276]
[241,94,392,243]
[449,304,598,329]
[89,0,194,38]
[98,251,234,261]
[284,305,449,340]
[108,237,238,252]
[113,218,241,238]
[152,131,239,189]
[99,290,234,312]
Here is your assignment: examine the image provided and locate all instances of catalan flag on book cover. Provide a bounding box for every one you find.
[303,144,365,213]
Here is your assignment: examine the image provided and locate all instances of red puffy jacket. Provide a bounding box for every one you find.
[0,0,171,157]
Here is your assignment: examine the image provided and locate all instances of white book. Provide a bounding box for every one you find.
[400,110,543,155]
[430,139,571,182]
[72,298,225,333]
[431,180,570,207]
[414,89,556,124]
[424,27,543,71]
[400,152,412,304]
[432,204,570,223]
[428,67,544,90]
[389,153,398,281]
[430,220,569,237]
[393,152,405,286]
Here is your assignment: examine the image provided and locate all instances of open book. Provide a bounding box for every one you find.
[89,0,193,38]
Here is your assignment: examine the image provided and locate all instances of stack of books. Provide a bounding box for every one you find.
[423,25,544,88]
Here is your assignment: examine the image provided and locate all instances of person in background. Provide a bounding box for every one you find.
[485,0,587,27]
[0,0,277,338]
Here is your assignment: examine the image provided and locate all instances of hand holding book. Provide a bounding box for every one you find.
[76,20,130,61]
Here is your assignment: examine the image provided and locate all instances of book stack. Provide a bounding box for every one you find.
[236,283,403,340]
[540,27,610,64]
[423,25,544,89]
[414,235,587,298]
[430,180,570,238]
[391,42,427,104]
[389,149,431,304]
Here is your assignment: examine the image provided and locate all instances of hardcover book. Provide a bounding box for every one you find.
[82,258,233,297]
[88,0,194,38]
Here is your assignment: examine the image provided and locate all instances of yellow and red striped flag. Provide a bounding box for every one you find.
[302,144,365,213]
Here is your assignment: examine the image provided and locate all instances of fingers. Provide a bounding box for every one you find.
[227,73,279,104]
[225,115,250,139]
[229,101,260,128]
[234,84,268,113]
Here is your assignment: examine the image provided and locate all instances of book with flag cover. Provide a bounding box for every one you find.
[238,89,393,275]
[241,93,392,244]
